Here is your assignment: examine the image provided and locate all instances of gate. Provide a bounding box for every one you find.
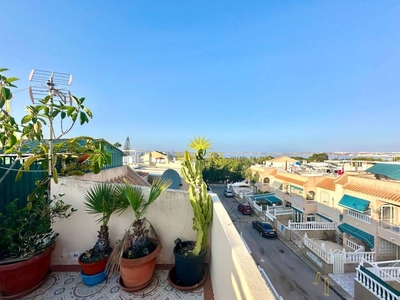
[333,252,344,273]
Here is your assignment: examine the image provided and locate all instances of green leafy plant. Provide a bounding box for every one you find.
[0,189,76,262]
[79,183,122,264]
[0,68,109,262]
[106,178,172,274]
[181,136,213,256]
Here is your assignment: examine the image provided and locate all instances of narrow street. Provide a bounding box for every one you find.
[211,185,342,300]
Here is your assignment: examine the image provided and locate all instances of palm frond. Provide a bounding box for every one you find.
[84,182,118,226]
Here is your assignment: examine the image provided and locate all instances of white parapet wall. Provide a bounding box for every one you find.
[51,178,197,265]
[51,178,277,299]
[210,194,276,300]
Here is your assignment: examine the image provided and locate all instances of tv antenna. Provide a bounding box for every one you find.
[28,69,73,180]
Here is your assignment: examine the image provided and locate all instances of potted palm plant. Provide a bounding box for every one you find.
[106,178,171,292]
[170,136,213,288]
[78,182,120,286]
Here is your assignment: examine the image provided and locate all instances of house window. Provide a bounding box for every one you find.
[307,191,315,200]
[307,214,315,222]
[321,192,329,204]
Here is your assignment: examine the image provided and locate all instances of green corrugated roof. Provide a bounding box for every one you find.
[365,163,400,180]
[338,195,370,213]
[338,223,374,249]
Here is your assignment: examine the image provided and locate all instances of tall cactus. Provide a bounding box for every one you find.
[181,136,213,256]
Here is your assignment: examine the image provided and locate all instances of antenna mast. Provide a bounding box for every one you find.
[28,69,73,182]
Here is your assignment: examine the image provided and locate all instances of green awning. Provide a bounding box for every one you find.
[365,163,400,180]
[337,223,374,249]
[338,195,370,213]
[290,185,303,191]
[266,195,281,204]
[251,194,282,205]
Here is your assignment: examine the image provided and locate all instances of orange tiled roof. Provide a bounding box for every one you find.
[316,178,335,191]
[344,183,400,202]
[275,174,305,186]
[335,174,348,185]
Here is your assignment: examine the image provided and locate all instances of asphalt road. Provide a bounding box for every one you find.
[211,184,342,300]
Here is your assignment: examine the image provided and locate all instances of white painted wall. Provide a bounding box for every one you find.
[51,178,197,265]
[210,195,276,300]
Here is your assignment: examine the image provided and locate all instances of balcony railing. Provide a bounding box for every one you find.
[303,234,332,263]
[379,220,400,236]
[266,205,292,216]
[288,221,336,230]
[346,209,372,224]
[304,234,375,264]
[346,239,365,252]
[356,263,400,300]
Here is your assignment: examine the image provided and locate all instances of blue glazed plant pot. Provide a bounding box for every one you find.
[80,270,107,286]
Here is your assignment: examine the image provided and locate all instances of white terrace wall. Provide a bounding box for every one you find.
[210,195,276,300]
[51,178,273,300]
[51,178,198,265]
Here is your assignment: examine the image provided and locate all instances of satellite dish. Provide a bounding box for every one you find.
[161,169,181,190]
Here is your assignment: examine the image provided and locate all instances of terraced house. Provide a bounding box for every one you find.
[250,161,400,299]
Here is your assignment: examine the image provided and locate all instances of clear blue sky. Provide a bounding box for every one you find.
[2,1,400,153]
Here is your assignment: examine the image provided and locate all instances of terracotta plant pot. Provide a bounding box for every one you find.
[119,239,161,290]
[0,244,55,297]
[78,253,110,276]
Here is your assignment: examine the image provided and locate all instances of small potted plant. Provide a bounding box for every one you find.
[106,178,171,292]
[170,136,213,288]
[78,182,120,286]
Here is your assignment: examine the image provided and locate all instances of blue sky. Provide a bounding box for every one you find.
[2,1,400,153]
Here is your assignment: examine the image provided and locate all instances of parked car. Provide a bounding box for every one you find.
[224,189,233,197]
[238,203,253,215]
[252,221,277,237]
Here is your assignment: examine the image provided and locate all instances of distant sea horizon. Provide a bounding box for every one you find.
[123,150,400,161]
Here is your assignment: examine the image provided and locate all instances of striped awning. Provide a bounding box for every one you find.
[338,223,374,249]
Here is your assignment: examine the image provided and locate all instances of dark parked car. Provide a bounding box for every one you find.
[224,189,233,197]
[238,203,253,215]
[252,221,277,237]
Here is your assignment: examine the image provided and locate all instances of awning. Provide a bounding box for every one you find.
[265,196,282,205]
[338,223,374,249]
[316,212,333,222]
[338,195,370,213]
[290,185,303,191]
[251,194,282,205]
[271,181,283,189]
[292,206,303,213]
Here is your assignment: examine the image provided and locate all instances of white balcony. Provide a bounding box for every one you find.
[355,259,400,300]
[379,220,400,236]
[346,209,372,224]
[50,178,275,300]
[288,221,336,230]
